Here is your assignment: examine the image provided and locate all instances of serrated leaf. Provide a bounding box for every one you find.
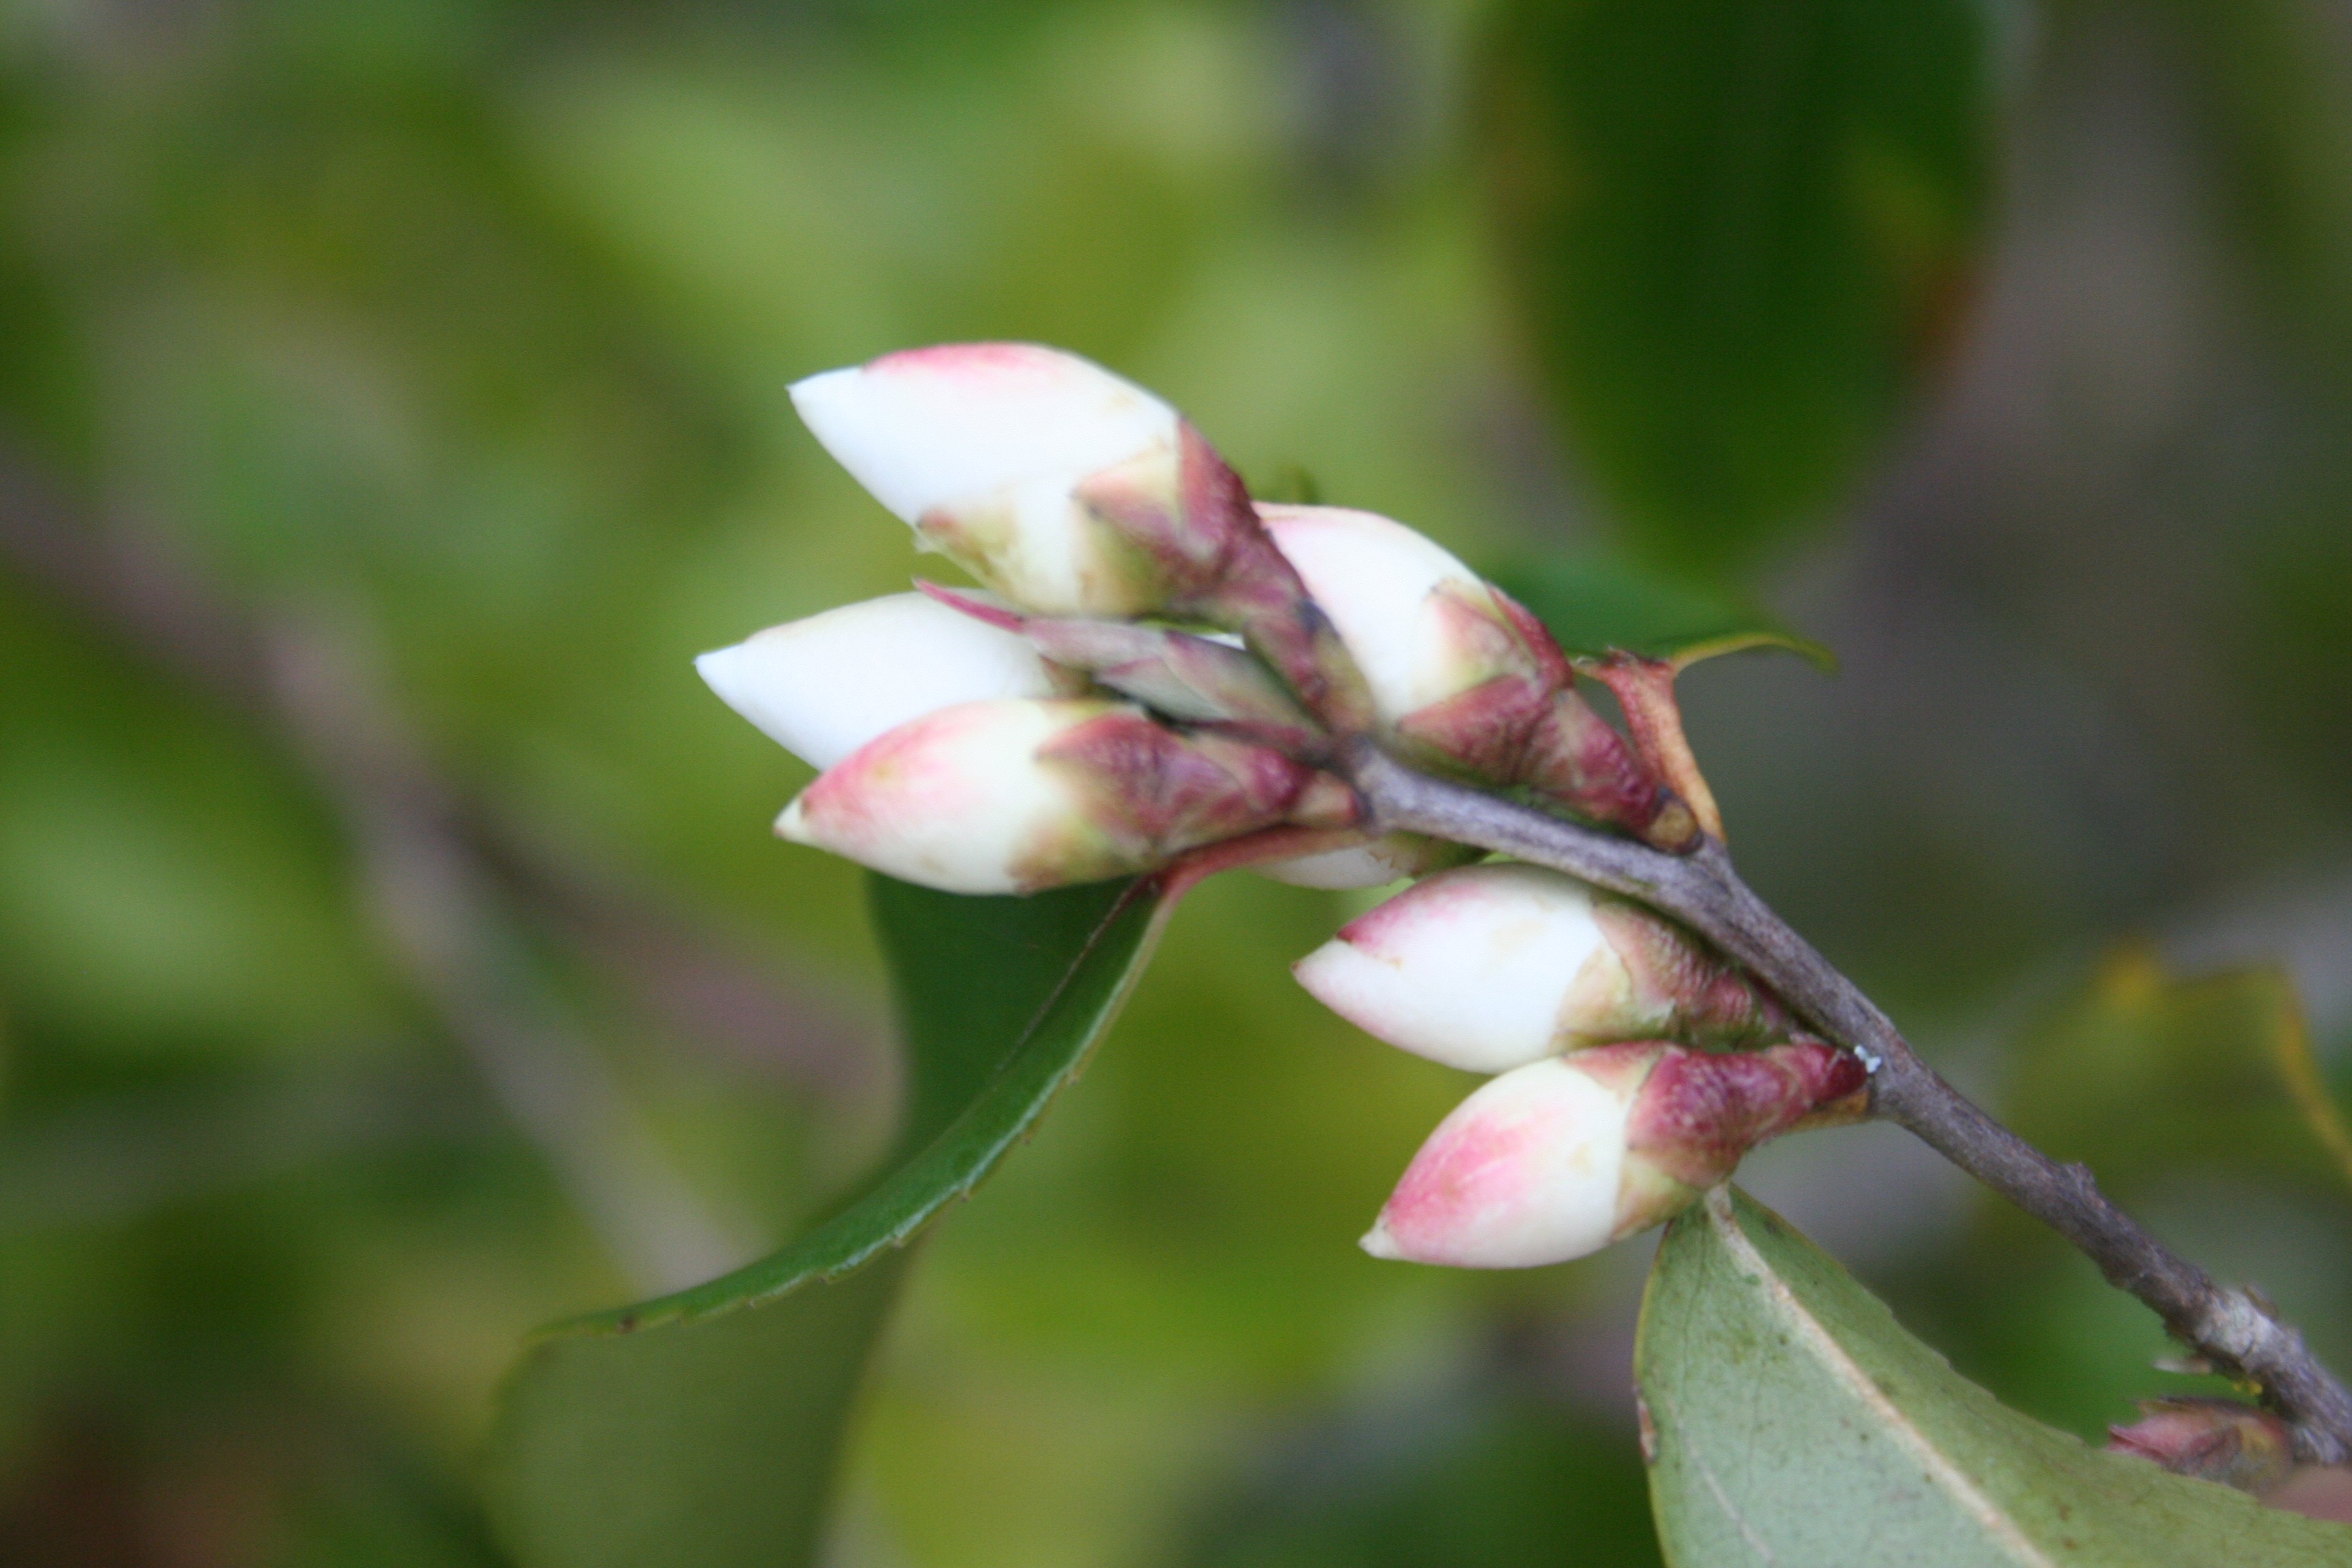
[1638,1187,2352,1567]
[1490,551,1833,670]
[1482,0,1993,578]
[483,873,1173,1568]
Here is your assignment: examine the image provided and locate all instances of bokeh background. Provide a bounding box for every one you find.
[3,0,2352,1563]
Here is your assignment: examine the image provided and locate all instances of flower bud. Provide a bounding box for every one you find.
[1362,1040,1865,1269]
[695,592,1064,771]
[1257,504,1540,721]
[1363,1053,1635,1268]
[777,698,1356,894]
[793,346,1373,730]
[791,344,1183,618]
[2108,1400,2297,1494]
[1293,863,1789,1074]
[1258,504,1686,844]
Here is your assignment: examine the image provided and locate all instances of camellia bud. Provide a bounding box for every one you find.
[2108,1399,2298,1494]
[792,344,1372,730]
[694,592,1066,771]
[1362,1040,1865,1269]
[911,582,1460,892]
[1292,862,1789,1074]
[791,344,1183,618]
[1256,503,1535,721]
[777,697,1356,895]
[1258,504,1688,845]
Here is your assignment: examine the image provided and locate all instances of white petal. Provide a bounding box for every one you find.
[696,593,1060,771]
[791,344,1179,525]
[1368,1057,1630,1269]
[1294,862,1614,1074]
[1258,504,1503,719]
[777,698,1126,894]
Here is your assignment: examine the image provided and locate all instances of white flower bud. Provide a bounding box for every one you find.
[777,698,1139,894]
[696,592,1060,772]
[1360,1041,1863,1270]
[1362,1054,1635,1269]
[1256,504,1531,722]
[1294,862,1791,1072]
[1294,863,1635,1073]
[791,344,1183,617]
[777,697,1351,895]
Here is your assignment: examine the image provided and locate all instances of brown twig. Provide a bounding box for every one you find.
[1347,740,2352,1464]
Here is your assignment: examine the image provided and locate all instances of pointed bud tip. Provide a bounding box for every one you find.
[692,640,745,693]
[786,363,860,412]
[1358,1218,1404,1260]
[1289,936,1351,986]
[694,594,1061,770]
[774,797,811,843]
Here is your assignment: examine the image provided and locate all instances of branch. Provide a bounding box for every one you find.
[1346,741,2352,1465]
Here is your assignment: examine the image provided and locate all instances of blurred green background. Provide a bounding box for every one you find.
[3,0,2351,1563]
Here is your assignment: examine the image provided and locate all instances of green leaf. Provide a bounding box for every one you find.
[1481,0,1993,578]
[1638,1187,2352,1566]
[483,873,1173,1568]
[1490,551,1833,670]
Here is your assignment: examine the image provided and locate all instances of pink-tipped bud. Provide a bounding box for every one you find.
[2108,1400,2298,1494]
[791,345,1184,618]
[1362,1052,1639,1269]
[777,698,1354,894]
[694,592,1064,771]
[1293,863,1789,1074]
[1364,1039,1865,1270]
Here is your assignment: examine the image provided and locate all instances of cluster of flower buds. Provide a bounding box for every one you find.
[1298,862,1865,1267]
[699,342,1698,896]
[698,342,1864,1266]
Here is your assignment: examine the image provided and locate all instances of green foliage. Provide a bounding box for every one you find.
[1481,0,1993,578]
[487,1257,906,1568]
[2005,950,2352,1200]
[485,875,1171,1567]
[1639,1188,2352,1566]
[1186,1390,1663,1568]
[5,1,2352,1561]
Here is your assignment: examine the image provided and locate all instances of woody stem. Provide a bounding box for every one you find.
[1345,740,2352,1465]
